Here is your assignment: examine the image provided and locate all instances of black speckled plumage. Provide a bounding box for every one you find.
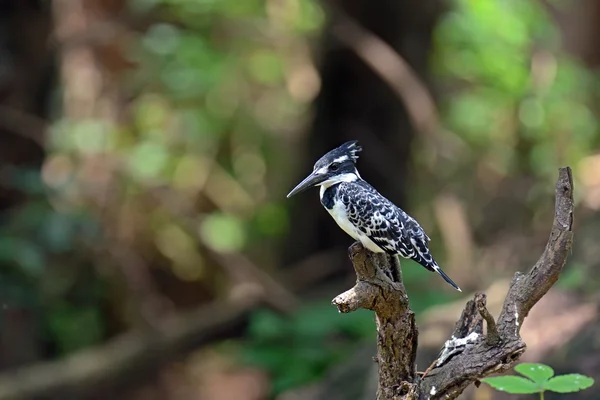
[337,180,434,266]
[334,179,460,291]
[287,140,461,291]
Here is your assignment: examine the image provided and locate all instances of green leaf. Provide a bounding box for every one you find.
[515,363,554,384]
[544,374,594,393]
[480,376,541,394]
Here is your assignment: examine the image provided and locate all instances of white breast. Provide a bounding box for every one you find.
[324,196,384,253]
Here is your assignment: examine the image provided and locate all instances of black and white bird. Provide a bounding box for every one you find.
[287,140,461,291]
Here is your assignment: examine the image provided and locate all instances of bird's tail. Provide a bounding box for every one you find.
[432,263,461,292]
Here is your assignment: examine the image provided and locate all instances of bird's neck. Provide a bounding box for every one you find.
[320,183,338,209]
[319,170,362,205]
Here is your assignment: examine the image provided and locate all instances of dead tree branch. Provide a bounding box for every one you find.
[333,167,574,399]
[333,248,417,398]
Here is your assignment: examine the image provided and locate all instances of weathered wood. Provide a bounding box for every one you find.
[332,167,574,399]
[333,247,417,398]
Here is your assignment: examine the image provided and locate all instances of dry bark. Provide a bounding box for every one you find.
[331,167,574,400]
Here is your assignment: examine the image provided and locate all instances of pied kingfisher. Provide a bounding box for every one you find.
[287,140,461,291]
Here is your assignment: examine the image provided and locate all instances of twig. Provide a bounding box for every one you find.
[474,293,500,346]
[419,359,438,380]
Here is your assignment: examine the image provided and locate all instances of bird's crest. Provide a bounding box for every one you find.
[313,140,362,171]
[339,140,362,162]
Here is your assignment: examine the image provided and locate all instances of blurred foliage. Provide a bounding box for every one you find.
[243,303,374,394]
[45,0,324,277]
[405,0,600,299]
[0,166,105,353]
[2,0,325,358]
[120,0,323,256]
[431,0,599,203]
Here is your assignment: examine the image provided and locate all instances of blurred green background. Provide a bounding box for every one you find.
[0,0,599,399]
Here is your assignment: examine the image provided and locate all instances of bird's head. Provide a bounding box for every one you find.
[287,140,362,198]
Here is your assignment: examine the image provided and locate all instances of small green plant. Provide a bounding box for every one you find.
[482,363,594,399]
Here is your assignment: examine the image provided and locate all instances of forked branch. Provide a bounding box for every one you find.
[333,167,574,399]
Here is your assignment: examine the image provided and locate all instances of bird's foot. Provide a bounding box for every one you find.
[417,359,439,379]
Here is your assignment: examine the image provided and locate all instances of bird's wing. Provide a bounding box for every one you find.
[339,182,436,271]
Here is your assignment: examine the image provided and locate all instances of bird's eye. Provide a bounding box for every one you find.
[330,163,339,171]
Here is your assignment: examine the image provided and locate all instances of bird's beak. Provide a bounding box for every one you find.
[287,172,327,198]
